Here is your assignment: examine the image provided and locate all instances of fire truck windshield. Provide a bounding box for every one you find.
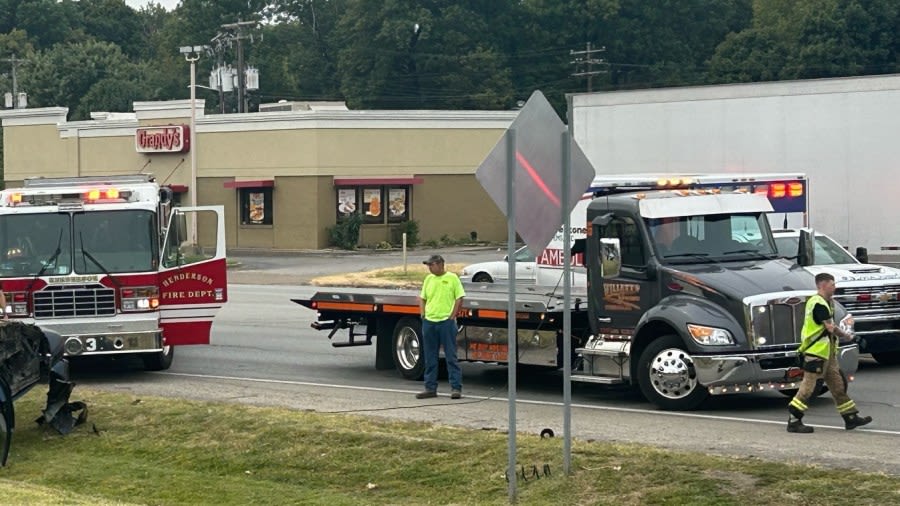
[0,214,73,277]
[73,210,158,274]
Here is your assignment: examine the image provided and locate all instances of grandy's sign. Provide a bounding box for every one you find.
[135,125,190,153]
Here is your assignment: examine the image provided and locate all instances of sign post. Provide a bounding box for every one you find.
[475,90,595,502]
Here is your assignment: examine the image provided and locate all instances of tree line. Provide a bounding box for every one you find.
[1,0,899,121]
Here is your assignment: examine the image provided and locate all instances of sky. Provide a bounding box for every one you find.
[124,0,180,11]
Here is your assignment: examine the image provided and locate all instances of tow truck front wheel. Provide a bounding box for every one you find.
[393,318,424,380]
[142,345,174,371]
[637,335,708,411]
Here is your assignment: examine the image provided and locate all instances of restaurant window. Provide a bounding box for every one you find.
[240,187,273,225]
[336,185,410,223]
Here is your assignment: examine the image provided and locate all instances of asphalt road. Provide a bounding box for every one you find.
[72,279,900,476]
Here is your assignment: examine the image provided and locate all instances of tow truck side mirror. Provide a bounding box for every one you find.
[856,246,868,264]
[798,229,815,267]
[600,238,621,279]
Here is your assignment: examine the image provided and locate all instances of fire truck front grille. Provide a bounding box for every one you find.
[33,284,116,318]
[750,299,806,348]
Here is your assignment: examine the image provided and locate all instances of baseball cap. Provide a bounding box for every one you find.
[423,254,445,265]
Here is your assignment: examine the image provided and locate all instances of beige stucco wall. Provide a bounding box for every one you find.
[3,124,70,180]
[1,104,516,251]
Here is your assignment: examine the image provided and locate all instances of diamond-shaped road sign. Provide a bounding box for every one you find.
[476,90,596,253]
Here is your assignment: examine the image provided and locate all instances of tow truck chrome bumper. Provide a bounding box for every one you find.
[23,314,164,356]
[693,344,859,395]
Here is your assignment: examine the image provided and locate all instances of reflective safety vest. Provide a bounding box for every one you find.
[799,294,833,359]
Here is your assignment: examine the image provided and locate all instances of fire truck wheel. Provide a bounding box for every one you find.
[636,335,709,411]
[393,318,424,380]
[871,351,900,365]
[142,346,174,371]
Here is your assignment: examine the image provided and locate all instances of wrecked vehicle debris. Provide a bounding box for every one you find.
[0,321,85,466]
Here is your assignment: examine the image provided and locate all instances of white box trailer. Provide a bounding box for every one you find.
[571,74,900,259]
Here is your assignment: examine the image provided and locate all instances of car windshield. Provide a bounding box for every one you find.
[0,214,73,276]
[647,213,778,263]
[774,234,858,265]
[74,210,158,274]
[513,247,534,262]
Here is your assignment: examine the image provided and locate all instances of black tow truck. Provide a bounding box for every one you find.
[295,175,858,410]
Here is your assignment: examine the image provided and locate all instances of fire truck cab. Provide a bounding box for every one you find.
[0,174,227,370]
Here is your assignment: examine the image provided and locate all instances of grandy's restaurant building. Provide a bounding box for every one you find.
[0,100,515,251]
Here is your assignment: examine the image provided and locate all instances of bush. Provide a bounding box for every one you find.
[374,241,393,250]
[394,220,419,247]
[327,213,362,250]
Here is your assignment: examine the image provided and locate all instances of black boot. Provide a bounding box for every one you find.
[843,413,872,430]
[787,418,814,434]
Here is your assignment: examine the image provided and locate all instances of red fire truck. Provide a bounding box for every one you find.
[0,174,227,370]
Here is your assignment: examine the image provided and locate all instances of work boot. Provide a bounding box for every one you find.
[787,418,814,434]
[450,389,462,399]
[415,390,437,399]
[843,413,872,430]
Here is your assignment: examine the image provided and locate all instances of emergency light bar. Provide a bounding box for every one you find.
[1,188,134,207]
[589,173,807,214]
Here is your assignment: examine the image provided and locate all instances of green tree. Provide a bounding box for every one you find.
[254,0,344,103]
[13,0,83,49]
[76,0,144,59]
[333,0,515,109]
[19,40,145,119]
[710,0,900,82]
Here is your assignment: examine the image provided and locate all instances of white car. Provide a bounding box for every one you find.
[460,246,536,284]
[773,228,900,365]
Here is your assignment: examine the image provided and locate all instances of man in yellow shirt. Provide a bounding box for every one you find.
[416,255,465,399]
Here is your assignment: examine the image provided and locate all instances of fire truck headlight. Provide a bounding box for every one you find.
[11,303,27,316]
[687,324,735,346]
[121,286,160,312]
[64,337,84,356]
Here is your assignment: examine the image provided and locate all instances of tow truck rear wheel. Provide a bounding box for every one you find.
[142,345,174,371]
[637,335,708,411]
[871,351,900,366]
[393,318,424,380]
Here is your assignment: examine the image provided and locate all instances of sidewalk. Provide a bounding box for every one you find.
[226,245,504,286]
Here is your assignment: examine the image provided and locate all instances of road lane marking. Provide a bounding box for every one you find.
[158,371,900,435]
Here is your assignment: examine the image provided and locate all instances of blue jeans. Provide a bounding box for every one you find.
[422,318,462,392]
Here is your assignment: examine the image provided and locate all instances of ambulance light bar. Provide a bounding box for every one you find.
[593,174,805,200]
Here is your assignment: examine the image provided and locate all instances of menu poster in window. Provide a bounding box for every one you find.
[337,188,357,217]
[249,192,265,223]
[363,188,382,218]
[388,188,407,219]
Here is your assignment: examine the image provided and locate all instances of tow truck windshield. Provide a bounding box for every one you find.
[0,214,72,276]
[649,213,778,264]
[73,210,158,274]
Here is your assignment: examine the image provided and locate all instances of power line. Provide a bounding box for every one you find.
[570,42,606,92]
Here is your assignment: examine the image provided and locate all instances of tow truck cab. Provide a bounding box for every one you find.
[576,180,858,410]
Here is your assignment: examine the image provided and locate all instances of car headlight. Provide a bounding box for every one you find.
[687,324,735,346]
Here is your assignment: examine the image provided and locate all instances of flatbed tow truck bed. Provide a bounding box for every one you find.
[292,285,592,376]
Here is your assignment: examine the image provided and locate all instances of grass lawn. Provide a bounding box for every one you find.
[311,263,466,289]
[1,388,899,505]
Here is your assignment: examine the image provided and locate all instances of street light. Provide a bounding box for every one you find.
[178,45,209,247]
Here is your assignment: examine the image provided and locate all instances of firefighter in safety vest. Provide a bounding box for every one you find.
[787,272,872,433]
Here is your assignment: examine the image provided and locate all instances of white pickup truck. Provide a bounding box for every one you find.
[773,229,900,365]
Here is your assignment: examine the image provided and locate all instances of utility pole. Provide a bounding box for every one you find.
[219,20,258,113]
[570,42,606,93]
[2,54,26,108]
